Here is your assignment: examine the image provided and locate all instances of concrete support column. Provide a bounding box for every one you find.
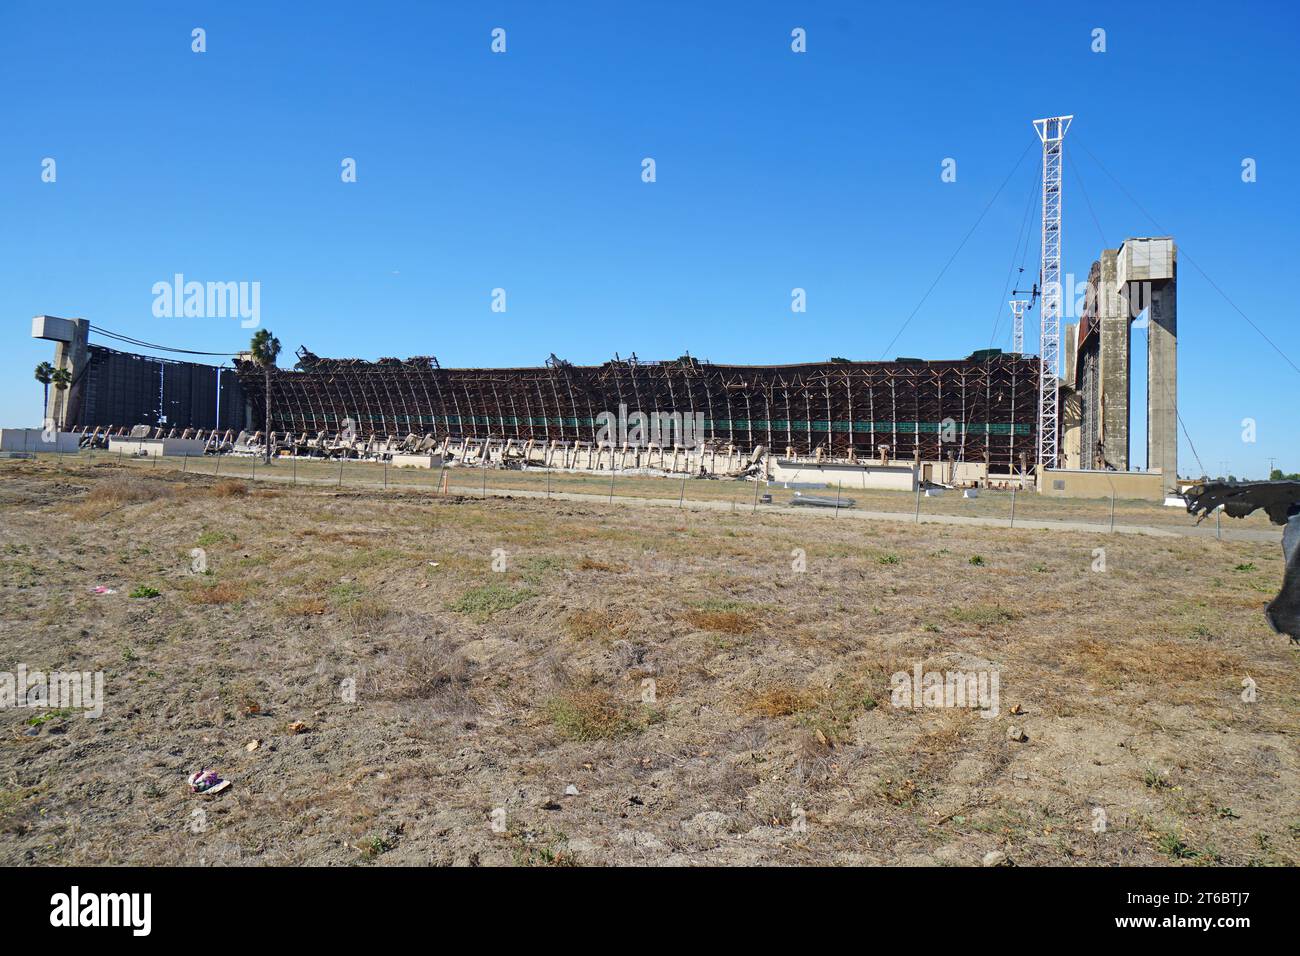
[1095,249,1129,471]
[1147,274,1178,491]
[1115,237,1178,492]
[31,316,90,429]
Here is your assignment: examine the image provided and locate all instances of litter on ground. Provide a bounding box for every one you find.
[188,769,230,795]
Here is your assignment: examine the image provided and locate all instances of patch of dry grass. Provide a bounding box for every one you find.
[70,477,174,518]
[545,688,649,741]
[747,684,815,717]
[209,479,248,498]
[683,607,761,635]
[946,603,1022,627]
[576,557,629,573]
[565,608,626,641]
[281,596,328,616]
[1070,637,1242,685]
[372,636,477,715]
[185,580,248,605]
[341,596,391,629]
[745,677,881,743]
[85,477,173,506]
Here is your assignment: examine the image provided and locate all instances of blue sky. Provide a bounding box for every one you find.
[2,0,1296,477]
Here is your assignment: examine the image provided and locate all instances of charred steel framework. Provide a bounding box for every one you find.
[234,349,1041,469]
[79,344,245,432]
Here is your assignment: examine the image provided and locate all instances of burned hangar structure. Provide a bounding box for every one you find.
[27,238,1174,492]
[31,313,1041,475]
[22,117,1184,495]
[235,347,1041,471]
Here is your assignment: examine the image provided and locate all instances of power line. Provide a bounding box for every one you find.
[880,136,1038,359]
[1066,144,1108,250]
[89,325,239,358]
[1073,136,1300,377]
[988,164,1041,349]
[1066,143,1207,478]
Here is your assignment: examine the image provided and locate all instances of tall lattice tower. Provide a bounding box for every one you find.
[1032,115,1072,470]
[1009,299,1029,354]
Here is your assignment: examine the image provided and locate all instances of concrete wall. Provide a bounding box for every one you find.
[391,453,443,469]
[771,459,916,491]
[107,437,208,458]
[0,429,79,453]
[1037,466,1165,502]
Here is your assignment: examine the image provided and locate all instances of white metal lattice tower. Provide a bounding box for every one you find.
[1032,114,1072,470]
[1009,299,1029,354]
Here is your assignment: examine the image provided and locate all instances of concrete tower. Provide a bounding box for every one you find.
[1071,237,1178,492]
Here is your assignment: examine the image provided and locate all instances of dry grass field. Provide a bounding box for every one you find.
[0,457,1295,866]
[75,450,1280,533]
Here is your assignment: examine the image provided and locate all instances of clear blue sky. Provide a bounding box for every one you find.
[2,0,1296,478]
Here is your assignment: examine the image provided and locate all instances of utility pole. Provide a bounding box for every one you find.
[1033,115,1072,472]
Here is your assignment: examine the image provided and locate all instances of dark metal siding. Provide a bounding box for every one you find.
[79,345,228,430]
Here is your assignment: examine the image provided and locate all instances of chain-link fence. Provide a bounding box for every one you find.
[14,448,1279,544]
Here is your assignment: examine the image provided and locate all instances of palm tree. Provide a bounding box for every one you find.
[50,367,71,432]
[34,362,54,425]
[249,329,281,463]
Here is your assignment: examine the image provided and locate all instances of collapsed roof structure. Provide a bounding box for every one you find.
[30,315,1041,471]
[232,348,1040,470]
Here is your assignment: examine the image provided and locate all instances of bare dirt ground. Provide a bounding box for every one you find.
[0,457,1295,866]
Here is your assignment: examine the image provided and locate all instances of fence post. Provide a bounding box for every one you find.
[338,457,344,487]
[436,459,447,498]
[182,454,188,474]
[1216,505,1222,541]
[751,472,761,513]
[679,469,687,509]
[292,454,297,486]
[384,458,388,490]
[1009,486,1016,528]
[834,481,841,517]
[1109,493,1116,534]
[914,480,922,523]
